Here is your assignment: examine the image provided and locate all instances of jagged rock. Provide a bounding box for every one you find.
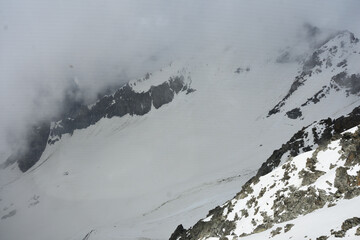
[334,167,351,193]
[337,59,347,68]
[316,236,328,240]
[253,224,267,234]
[151,82,174,109]
[268,31,360,118]
[258,106,360,178]
[170,126,360,239]
[270,227,282,237]
[299,169,325,186]
[169,224,186,240]
[1,210,16,220]
[331,229,345,238]
[286,108,302,119]
[328,217,360,239]
[9,76,193,172]
[355,226,360,236]
[332,72,360,95]
[170,204,236,240]
[17,122,50,172]
[273,187,329,223]
[341,217,360,231]
[235,67,249,74]
[301,86,330,107]
[284,223,294,233]
[186,88,196,94]
[169,76,185,94]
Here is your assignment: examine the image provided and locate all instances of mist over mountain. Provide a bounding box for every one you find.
[1,0,360,158]
[1,1,360,240]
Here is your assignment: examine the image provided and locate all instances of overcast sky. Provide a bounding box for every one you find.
[1,0,360,158]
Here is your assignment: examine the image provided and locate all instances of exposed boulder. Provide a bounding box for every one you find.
[286,108,302,119]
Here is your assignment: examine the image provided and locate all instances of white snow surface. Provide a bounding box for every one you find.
[0,33,360,240]
[203,126,360,240]
[235,197,360,240]
[271,31,360,120]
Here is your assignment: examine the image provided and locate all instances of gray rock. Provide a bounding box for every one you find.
[316,236,328,240]
[284,224,294,233]
[1,210,16,220]
[151,82,174,109]
[286,108,302,119]
[341,217,360,231]
[270,227,282,237]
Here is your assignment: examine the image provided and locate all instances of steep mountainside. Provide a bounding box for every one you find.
[169,31,360,240]
[268,31,360,120]
[0,31,359,240]
[172,126,360,240]
[2,75,193,172]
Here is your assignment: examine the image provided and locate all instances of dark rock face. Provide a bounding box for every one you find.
[301,86,330,107]
[169,76,185,94]
[2,122,50,172]
[1,210,16,220]
[303,50,323,73]
[108,85,152,118]
[341,217,360,231]
[172,204,236,240]
[316,236,328,240]
[284,224,294,233]
[286,108,302,119]
[151,82,174,109]
[334,167,351,193]
[330,217,360,238]
[171,124,360,240]
[267,73,307,116]
[169,225,187,240]
[234,67,250,73]
[258,105,360,178]
[17,122,50,172]
[268,31,359,118]
[332,72,360,96]
[11,76,193,172]
[51,77,189,139]
[272,186,330,223]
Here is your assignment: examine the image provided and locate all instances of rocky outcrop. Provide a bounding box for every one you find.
[170,125,360,240]
[7,75,194,172]
[268,31,360,118]
[286,108,302,119]
[2,122,51,172]
[313,217,360,239]
[332,72,360,96]
[258,105,360,177]
[169,225,187,240]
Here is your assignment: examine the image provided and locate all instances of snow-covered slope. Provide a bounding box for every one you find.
[0,31,360,240]
[173,126,360,240]
[268,31,360,120]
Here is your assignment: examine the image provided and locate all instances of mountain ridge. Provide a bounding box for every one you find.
[0,29,360,240]
[3,75,194,172]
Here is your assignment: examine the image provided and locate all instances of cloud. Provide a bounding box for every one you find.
[0,0,359,159]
